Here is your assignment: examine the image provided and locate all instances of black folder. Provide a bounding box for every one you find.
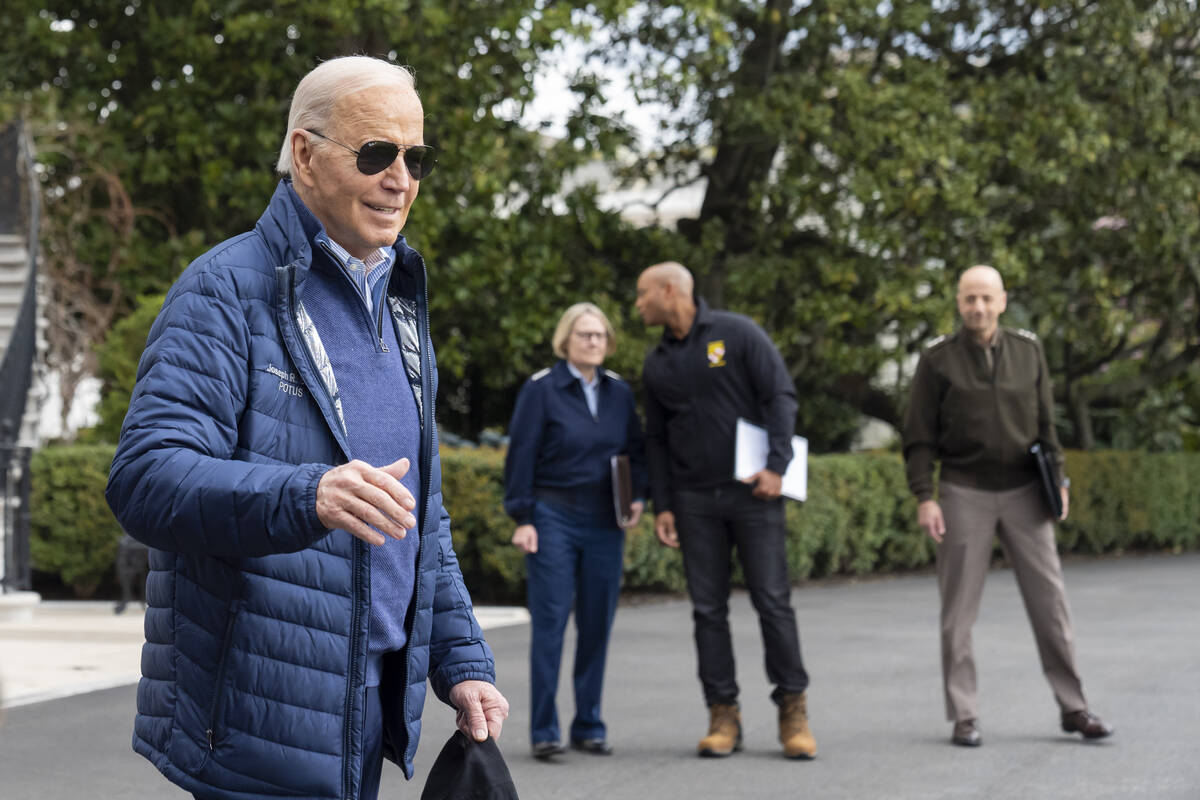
[1029,440,1063,519]
[610,454,633,527]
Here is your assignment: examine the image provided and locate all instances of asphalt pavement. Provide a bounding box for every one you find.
[1,551,1198,799]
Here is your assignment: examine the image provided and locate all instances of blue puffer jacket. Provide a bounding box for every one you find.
[105,181,495,800]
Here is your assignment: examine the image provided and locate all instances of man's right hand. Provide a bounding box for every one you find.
[316,458,417,545]
[512,524,538,554]
[917,499,946,543]
[655,511,679,548]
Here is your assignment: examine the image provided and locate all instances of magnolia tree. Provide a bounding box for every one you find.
[575,0,1200,449]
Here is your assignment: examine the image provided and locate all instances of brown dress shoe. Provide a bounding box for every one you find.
[778,691,817,759]
[952,719,982,747]
[698,703,743,757]
[1061,710,1114,739]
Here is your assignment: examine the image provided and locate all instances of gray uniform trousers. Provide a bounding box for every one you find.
[937,480,1088,722]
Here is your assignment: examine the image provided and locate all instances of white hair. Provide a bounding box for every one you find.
[275,56,416,176]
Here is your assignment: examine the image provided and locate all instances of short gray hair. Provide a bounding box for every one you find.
[276,56,416,176]
[551,303,617,359]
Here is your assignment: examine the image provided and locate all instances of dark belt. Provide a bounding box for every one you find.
[535,482,610,511]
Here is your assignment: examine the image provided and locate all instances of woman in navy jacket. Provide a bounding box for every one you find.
[504,302,648,759]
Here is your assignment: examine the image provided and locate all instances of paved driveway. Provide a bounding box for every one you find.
[1,552,1197,799]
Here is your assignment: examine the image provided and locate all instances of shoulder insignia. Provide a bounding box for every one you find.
[924,334,950,351]
[530,367,551,382]
[1013,328,1039,342]
[604,369,624,382]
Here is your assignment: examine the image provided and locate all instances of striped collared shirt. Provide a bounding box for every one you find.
[317,234,396,316]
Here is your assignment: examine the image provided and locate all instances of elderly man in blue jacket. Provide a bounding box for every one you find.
[105,55,508,800]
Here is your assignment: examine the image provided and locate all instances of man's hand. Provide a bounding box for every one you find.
[315,458,417,545]
[742,468,783,500]
[512,524,538,554]
[448,680,509,742]
[621,500,645,530]
[655,511,679,548]
[1059,486,1070,522]
[917,499,946,543]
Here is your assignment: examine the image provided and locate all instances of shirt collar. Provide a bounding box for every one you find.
[318,235,392,274]
[565,360,599,387]
[960,326,1005,353]
[553,359,605,387]
[313,232,396,314]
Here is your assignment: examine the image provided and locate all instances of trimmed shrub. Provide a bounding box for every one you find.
[1060,450,1200,554]
[29,443,1200,602]
[789,453,934,579]
[440,447,526,605]
[30,445,122,597]
[622,517,688,594]
[93,293,166,443]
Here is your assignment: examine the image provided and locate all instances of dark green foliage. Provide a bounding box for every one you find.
[29,444,122,597]
[577,0,1200,451]
[93,293,166,443]
[0,2,684,442]
[4,3,1198,449]
[787,454,934,580]
[621,519,688,595]
[1060,451,1200,555]
[440,446,526,605]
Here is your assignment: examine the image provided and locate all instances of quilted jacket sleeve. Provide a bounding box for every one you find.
[426,502,497,703]
[105,264,330,558]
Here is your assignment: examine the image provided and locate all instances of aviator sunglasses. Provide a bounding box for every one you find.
[305,129,438,180]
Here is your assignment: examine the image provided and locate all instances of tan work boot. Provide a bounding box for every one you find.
[698,703,743,757]
[778,691,817,759]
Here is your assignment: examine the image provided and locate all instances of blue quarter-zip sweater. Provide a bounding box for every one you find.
[105,181,495,800]
[302,243,421,687]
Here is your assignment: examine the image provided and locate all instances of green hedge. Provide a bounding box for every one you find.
[30,445,1200,602]
[418,447,1200,600]
[30,445,124,597]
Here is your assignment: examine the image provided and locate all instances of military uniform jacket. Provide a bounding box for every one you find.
[903,326,1065,502]
[503,359,648,526]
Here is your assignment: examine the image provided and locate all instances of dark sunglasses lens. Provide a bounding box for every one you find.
[403,146,437,180]
[355,141,400,175]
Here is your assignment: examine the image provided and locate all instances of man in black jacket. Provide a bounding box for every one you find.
[636,261,816,760]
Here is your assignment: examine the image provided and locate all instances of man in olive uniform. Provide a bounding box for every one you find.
[903,265,1113,748]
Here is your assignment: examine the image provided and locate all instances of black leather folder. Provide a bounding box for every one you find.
[610,454,633,526]
[1029,440,1063,519]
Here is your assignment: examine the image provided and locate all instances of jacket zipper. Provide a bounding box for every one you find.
[376,301,389,353]
[277,265,361,799]
[398,254,434,770]
[342,540,364,800]
[206,598,242,750]
[283,253,426,789]
[317,240,390,353]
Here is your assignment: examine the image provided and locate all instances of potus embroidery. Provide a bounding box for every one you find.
[266,363,306,399]
[707,340,726,368]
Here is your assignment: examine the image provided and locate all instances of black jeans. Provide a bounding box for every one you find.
[674,482,809,706]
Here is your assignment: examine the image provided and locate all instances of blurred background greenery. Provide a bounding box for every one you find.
[3,1,1198,595]
[3,1,1197,452]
